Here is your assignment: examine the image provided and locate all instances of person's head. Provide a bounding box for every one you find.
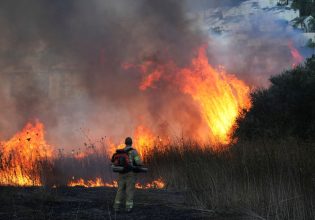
[125,137,132,146]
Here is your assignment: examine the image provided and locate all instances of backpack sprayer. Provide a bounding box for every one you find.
[111,164,148,173]
[111,148,148,173]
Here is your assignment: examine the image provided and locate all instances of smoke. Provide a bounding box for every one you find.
[203,0,312,86]
[0,0,311,149]
[0,0,207,147]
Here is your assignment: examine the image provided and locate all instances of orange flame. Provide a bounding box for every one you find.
[68,177,118,188]
[135,178,165,189]
[0,121,53,186]
[288,41,303,68]
[0,121,164,189]
[106,125,163,158]
[132,46,251,145]
[178,47,251,144]
[68,177,165,189]
[134,125,156,157]
[107,141,125,158]
[73,151,89,160]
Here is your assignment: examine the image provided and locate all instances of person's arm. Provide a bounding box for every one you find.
[132,150,143,166]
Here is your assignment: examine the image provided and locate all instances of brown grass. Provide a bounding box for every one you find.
[146,138,315,219]
[2,135,314,219]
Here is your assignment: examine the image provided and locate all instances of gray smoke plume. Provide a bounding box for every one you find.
[0,0,311,149]
[0,0,207,148]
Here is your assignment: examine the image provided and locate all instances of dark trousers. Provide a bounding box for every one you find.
[113,172,136,209]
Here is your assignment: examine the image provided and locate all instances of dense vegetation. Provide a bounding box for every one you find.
[147,57,315,219]
[148,140,315,219]
[292,0,315,17]
[235,56,315,141]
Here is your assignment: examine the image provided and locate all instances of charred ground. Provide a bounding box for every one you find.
[0,186,248,220]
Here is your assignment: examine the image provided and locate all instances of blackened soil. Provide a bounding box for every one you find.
[0,187,246,220]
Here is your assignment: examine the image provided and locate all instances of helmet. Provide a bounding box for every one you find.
[125,137,133,146]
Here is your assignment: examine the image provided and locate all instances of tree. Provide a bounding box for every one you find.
[234,56,315,141]
[307,39,315,56]
[292,0,315,17]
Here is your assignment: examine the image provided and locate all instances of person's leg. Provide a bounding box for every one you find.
[125,173,136,211]
[113,174,126,211]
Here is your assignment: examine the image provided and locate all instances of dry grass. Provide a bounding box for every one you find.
[146,138,315,219]
[40,139,114,186]
[2,134,314,219]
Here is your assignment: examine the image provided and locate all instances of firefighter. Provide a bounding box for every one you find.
[113,137,142,212]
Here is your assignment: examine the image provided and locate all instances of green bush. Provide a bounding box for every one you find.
[234,56,315,141]
[292,0,315,17]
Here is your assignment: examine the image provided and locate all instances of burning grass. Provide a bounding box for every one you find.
[0,121,166,189]
[0,44,254,190]
[0,121,53,186]
[1,121,314,219]
[67,177,165,189]
[124,46,252,145]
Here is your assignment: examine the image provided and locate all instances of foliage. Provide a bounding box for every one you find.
[307,38,315,48]
[234,56,315,141]
[292,0,315,17]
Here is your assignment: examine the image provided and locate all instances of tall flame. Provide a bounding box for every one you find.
[178,47,251,144]
[0,121,53,186]
[134,125,156,157]
[132,46,251,145]
[0,45,253,187]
